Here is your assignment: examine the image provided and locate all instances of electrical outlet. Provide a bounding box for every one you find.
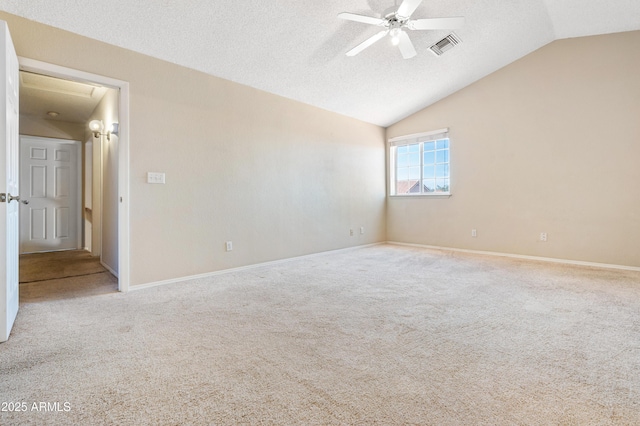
[349,229,354,237]
[540,232,547,242]
[225,241,233,251]
[360,226,364,235]
[471,229,477,237]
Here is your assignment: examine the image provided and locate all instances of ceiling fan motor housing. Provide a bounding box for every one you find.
[385,13,410,29]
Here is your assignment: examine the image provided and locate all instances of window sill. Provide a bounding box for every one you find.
[389,193,452,199]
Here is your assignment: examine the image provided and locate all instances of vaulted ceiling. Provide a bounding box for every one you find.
[2,0,639,127]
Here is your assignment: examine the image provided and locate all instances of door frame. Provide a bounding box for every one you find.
[18,57,131,292]
[19,136,82,253]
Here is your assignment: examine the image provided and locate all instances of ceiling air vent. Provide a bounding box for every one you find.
[429,33,461,56]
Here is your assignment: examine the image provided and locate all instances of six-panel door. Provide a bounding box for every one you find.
[19,136,80,254]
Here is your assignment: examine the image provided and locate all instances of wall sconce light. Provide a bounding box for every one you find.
[89,120,119,141]
[89,119,103,137]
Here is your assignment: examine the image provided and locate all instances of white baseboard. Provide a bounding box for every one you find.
[129,243,383,292]
[386,241,640,272]
[100,261,119,278]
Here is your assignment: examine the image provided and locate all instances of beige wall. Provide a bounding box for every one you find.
[387,31,640,267]
[1,12,387,286]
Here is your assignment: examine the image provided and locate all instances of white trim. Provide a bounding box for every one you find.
[19,57,126,90]
[129,243,383,292]
[387,241,640,272]
[18,57,131,292]
[118,83,130,292]
[74,140,82,250]
[100,260,118,278]
[388,128,448,144]
[389,193,452,198]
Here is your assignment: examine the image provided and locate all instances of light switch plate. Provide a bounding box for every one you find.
[147,172,165,184]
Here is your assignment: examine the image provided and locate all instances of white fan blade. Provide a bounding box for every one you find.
[346,30,389,56]
[397,31,417,59]
[338,12,385,26]
[409,17,465,30]
[397,0,424,18]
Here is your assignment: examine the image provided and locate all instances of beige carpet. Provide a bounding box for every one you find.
[1,244,639,425]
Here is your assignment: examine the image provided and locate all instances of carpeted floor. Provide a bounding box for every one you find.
[1,244,639,425]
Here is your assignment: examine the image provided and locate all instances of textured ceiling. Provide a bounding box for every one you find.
[2,0,639,127]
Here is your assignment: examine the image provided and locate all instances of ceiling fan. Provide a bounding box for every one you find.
[338,0,464,59]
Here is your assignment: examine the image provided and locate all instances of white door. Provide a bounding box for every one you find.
[1,21,20,343]
[19,136,81,253]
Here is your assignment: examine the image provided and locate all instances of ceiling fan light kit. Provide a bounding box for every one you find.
[338,0,464,59]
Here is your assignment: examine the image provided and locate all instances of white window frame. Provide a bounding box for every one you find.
[389,128,451,197]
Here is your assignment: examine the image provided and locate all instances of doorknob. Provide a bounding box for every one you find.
[0,193,28,204]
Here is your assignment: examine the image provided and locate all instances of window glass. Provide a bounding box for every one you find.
[423,151,435,164]
[436,150,448,164]
[423,179,435,192]
[409,167,420,180]
[391,132,450,196]
[436,164,448,177]
[423,165,434,178]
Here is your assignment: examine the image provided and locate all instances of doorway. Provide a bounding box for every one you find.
[19,136,82,253]
[17,57,130,292]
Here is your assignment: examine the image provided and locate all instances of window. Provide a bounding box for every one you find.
[389,129,450,196]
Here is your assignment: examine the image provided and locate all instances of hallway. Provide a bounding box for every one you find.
[19,250,117,302]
